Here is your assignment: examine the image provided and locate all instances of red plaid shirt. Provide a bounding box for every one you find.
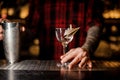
[28,0,103,60]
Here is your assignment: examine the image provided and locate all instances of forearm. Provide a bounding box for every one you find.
[81,26,101,53]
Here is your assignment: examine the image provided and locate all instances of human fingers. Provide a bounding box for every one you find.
[0,26,3,33]
[0,18,3,22]
[0,18,9,23]
[0,28,3,40]
[61,49,76,64]
[0,34,3,40]
[60,49,74,59]
[68,51,87,69]
[87,60,92,68]
[0,26,3,40]
[78,56,87,68]
[68,55,82,69]
[78,56,92,68]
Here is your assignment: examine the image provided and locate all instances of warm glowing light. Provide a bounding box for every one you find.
[29,39,40,56]
[1,8,7,18]
[111,25,117,32]
[110,43,119,51]
[109,36,117,42]
[19,3,29,19]
[103,9,120,19]
[8,8,15,16]
[20,26,26,32]
[33,39,39,45]
[113,9,120,18]
[1,8,7,14]
[102,11,110,19]
[109,10,115,19]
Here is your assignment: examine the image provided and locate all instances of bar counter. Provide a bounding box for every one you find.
[0,60,120,80]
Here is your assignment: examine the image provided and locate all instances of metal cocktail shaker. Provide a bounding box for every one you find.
[2,22,20,64]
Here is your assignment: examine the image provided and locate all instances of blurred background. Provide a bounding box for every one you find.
[0,0,120,60]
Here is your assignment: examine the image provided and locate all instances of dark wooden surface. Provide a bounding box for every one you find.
[0,60,120,80]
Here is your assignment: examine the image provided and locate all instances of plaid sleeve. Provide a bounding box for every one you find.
[81,26,101,54]
[81,0,104,56]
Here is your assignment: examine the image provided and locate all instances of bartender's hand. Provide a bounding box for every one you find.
[0,18,4,40]
[60,47,92,69]
[0,18,9,40]
[0,25,3,40]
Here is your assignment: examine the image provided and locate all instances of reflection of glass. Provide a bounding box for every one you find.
[8,70,15,80]
[55,28,73,54]
[60,68,85,80]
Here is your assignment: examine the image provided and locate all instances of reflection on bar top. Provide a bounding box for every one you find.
[0,60,120,71]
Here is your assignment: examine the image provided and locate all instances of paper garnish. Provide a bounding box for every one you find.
[64,24,80,38]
